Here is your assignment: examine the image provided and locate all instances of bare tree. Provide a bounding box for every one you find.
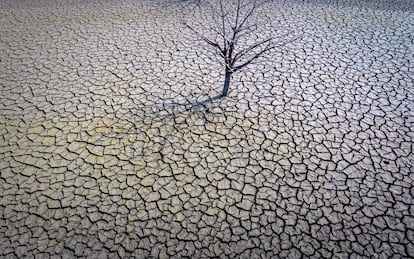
[183,0,273,97]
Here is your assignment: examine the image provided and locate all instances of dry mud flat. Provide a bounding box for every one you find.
[0,0,413,258]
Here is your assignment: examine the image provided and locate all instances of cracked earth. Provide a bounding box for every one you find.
[1,0,414,258]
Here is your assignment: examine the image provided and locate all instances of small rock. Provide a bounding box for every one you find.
[42,136,55,146]
[145,192,160,202]
[141,175,155,187]
[118,246,126,258]
[242,184,257,196]
[217,179,230,190]
[126,175,140,186]
[28,126,44,134]
[231,158,249,167]
[21,166,35,176]
[205,207,218,216]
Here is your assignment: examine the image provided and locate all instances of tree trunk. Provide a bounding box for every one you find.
[221,68,232,97]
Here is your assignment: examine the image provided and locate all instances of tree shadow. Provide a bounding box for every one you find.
[189,94,222,112]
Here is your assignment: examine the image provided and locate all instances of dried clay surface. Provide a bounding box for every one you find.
[0,0,413,258]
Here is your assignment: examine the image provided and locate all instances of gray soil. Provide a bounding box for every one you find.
[1,0,413,257]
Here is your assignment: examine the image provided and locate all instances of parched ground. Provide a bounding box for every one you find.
[0,0,413,258]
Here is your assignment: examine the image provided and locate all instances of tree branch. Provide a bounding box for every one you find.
[183,22,224,53]
[233,44,274,72]
[233,0,242,31]
[237,0,267,29]
[219,0,228,52]
[232,37,272,65]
